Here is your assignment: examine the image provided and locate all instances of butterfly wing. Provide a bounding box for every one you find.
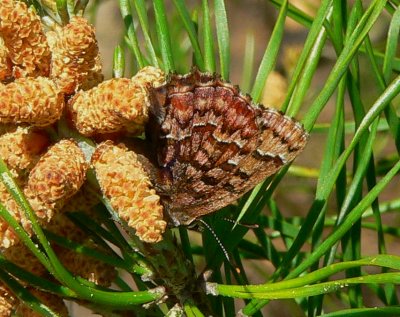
[147,71,308,226]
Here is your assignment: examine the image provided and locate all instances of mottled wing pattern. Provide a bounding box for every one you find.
[147,70,308,226]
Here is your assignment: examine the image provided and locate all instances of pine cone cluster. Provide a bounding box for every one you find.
[0,0,167,315]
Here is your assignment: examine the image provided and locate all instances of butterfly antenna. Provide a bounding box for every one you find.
[198,219,230,263]
[222,217,259,229]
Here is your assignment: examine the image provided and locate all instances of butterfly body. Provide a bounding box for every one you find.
[147,70,308,226]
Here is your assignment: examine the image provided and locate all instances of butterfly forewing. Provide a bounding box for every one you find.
[147,70,308,226]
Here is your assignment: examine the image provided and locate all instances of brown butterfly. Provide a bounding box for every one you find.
[145,69,308,226]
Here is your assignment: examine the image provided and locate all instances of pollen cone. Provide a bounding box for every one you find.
[49,16,100,94]
[67,66,165,137]
[0,0,51,77]
[92,141,166,243]
[0,77,64,127]
[25,139,88,221]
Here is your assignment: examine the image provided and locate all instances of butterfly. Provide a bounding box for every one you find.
[145,69,308,226]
